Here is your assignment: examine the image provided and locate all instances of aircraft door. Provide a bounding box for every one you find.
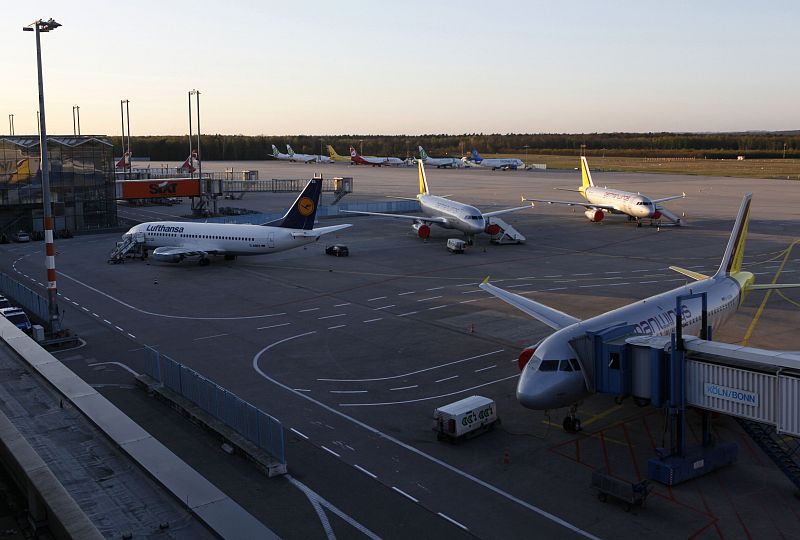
[267,232,274,248]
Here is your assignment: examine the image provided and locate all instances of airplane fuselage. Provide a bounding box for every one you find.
[517,274,747,410]
[125,221,318,258]
[474,158,524,170]
[583,187,659,219]
[418,194,486,236]
[423,157,460,168]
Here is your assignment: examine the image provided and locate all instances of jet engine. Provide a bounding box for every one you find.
[485,223,502,236]
[584,209,604,222]
[651,210,662,220]
[151,252,183,263]
[412,222,431,239]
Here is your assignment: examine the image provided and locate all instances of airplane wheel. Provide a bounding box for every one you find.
[562,417,574,432]
[199,258,210,266]
[634,397,651,407]
[573,418,582,432]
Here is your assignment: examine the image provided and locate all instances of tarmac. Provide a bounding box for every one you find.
[1,160,798,538]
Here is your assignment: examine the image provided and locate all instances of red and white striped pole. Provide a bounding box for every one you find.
[44,216,60,331]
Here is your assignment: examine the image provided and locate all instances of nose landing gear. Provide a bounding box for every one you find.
[562,403,582,433]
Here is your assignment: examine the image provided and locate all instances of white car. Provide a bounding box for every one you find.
[12,231,30,242]
[0,307,32,333]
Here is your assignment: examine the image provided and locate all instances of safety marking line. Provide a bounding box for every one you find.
[438,512,468,531]
[87,361,141,377]
[354,464,377,479]
[334,303,351,307]
[506,283,532,288]
[294,388,312,393]
[543,287,567,291]
[572,273,592,276]
[392,486,419,503]
[581,404,624,428]
[427,305,448,311]
[258,322,291,330]
[604,271,622,274]
[64,296,71,301]
[475,365,496,372]
[71,301,79,306]
[390,385,418,391]
[630,269,650,272]
[544,274,562,278]
[398,291,416,295]
[321,446,340,458]
[341,375,518,406]
[459,299,479,303]
[435,375,459,383]
[127,333,136,339]
[328,325,346,330]
[417,296,442,302]
[367,296,387,302]
[318,313,346,320]
[299,307,320,312]
[461,289,484,294]
[374,305,395,310]
[639,280,658,284]
[92,313,99,317]
[363,318,382,323]
[103,319,112,324]
[115,326,124,332]
[330,390,368,394]
[425,286,444,291]
[641,274,667,277]
[554,279,576,283]
[398,311,418,317]
[81,307,89,312]
[455,282,478,287]
[193,333,228,341]
[579,284,604,288]
[290,428,309,439]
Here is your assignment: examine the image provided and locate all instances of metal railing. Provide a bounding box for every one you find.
[143,346,285,463]
[0,272,49,323]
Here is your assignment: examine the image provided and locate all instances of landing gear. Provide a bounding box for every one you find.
[198,258,210,266]
[465,235,474,246]
[562,404,582,433]
[636,219,642,228]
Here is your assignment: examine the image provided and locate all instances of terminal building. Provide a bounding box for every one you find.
[0,135,118,239]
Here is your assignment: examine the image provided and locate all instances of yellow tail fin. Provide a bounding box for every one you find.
[418,160,430,195]
[715,193,751,277]
[580,157,595,191]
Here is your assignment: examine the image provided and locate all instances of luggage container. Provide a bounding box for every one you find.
[433,395,499,441]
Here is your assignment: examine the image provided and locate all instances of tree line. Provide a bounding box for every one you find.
[113,132,800,161]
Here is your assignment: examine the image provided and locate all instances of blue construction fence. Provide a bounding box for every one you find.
[0,272,50,323]
[200,200,420,225]
[143,346,285,464]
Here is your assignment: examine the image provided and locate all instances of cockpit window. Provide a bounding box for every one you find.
[539,360,559,372]
[463,215,482,220]
[569,358,582,371]
[559,360,573,372]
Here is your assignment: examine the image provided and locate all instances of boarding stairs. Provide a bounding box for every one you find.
[107,231,145,263]
[737,418,800,492]
[488,217,525,244]
[655,207,682,226]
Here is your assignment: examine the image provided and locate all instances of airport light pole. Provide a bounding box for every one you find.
[23,18,62,334]
[523,144,529,165]
[72,105,80,136]
[8,114,13,136]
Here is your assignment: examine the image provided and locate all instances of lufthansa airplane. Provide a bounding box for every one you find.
[341,160,532,244]
[467,149,524,171]
[479,193,799,431]
[120,179,351,265]
[523,157,685,226]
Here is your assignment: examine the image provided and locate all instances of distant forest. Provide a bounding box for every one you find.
[112,132,800,161]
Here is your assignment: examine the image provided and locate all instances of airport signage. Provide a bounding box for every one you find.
[704,383,759,407]
[120,179,201,199]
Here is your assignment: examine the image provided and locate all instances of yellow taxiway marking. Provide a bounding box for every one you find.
[580,404,624,428]
[741,239,800,345]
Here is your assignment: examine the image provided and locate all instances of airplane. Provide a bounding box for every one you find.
[349,146,405,167]
[119,178,351,265]
[522,157,685,226]
[326,145,351,162]
[340,160,532,244]
[478,193,800,431]
[418,146,462,168]
[269,144,315,163]
[287,144,332,164]
[467,149,524,171]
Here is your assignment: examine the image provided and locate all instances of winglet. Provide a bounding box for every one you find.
[481,275,490,285]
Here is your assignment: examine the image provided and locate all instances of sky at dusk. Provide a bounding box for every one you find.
[3,1,799,136]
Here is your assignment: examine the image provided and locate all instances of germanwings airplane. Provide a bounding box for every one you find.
[468,149,524,170]
[120,179,351,265]
[269,144,315,163]
[479,193,799,431]
[418,146,462,168]
[523,157,685,226]
[326,145,351,162]
[349,146,405,166]
[287,144,332,164]
[341,160,532,244]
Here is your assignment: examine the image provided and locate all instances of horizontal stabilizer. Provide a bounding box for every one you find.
[291,224,352,238]
[668,266,710,281]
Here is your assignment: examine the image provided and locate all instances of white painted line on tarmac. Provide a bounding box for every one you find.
[572,273,592,276]
[461,289,484,294]
[88,361,141,377]
[330,390,368,394]
[333,303,351,307]
[631,269,650,272]
[294,388,311,392]
[193,333,228,341]
[417,296,442,302]
[321,446,340,458]
[392,486,419,503]
[363,318,382,323]
[103,319,112,324]
[544,274,562,278]
[455,282,478,287]
[554,279,576,283]
[459,299,478,303]
[63,296,71,301]
[374,304,395,310]
[318,313,346,320]
[425,286,444,291]
[299,307,320,313]
[92,313,99,317]
[71,301,79,306]
[354,464,377,479]
[438,512,468,531]
[115,326,124,332]
[604,271,622,274]
[427,305,448,311]
[81,307,89,312]
[398,311,418,317]
[127,333,136,339]
[639,280,658,284]
[398,291,416,296]
[543,287,567,291]
[290,428,309,439]
[475,364,496,373]
[506,283,531,288]
[390,385,418,391]
[341,374,518,406]
[435,375,459,383]
[367,296,387,302]
[258,322,291,330]
[327,325,346,330]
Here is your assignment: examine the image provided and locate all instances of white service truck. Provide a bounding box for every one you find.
[433,395,499,441]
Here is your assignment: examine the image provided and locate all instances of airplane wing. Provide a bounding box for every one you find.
[522,197,616,211]
[483,204,535,218]
[652,193,686,204]
[339,210,449,224]
[479,278,581,330]
[291,224,353,238]
[152,246,214,257]
[385,195,421,202]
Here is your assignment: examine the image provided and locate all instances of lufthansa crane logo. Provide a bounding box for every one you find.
[297,197,315,216]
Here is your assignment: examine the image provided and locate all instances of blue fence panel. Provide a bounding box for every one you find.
[0,272,50,322]
[180,366,200,405]
[161,355,182,393]
[143,346,160,380]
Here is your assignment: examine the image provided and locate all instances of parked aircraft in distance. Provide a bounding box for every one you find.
[341,160,532,244]
[418,146,462,168]
[118,179,350,265]
[467,149,524,170]
[269,144,315,163]
[287,144,332,164]
[479,193,799,431]
[349,146,405,166]
[326,145,351,162]
[523,157,685,226]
